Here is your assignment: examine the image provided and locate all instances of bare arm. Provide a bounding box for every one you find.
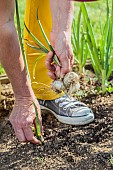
[50,0,59,33]
[59,0,74,36]
[0,0,42,144]
[50,0,74,34]
[46,0,74,79]
[0,0,32,97]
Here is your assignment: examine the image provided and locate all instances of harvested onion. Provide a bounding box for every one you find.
[51,72,80,95]
[51,80,65,93]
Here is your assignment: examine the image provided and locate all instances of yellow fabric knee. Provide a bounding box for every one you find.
[24,0,63,100]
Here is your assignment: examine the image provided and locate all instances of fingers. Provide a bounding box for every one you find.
[70,55,74,67]
[54,65,61,78]
[45,51,54,70]
[30,136,42,144]
[46,51,71,79]
[9,100,43,145]
[58,54,71,77]
[14,126,26,142]
[46,51,55,72]
[48,71,56,80]
[68,47,74,67]
[46,45,74,79]
[23,127,41,144]
[61,63,71,77]
[46,51,57,80]
[11,122,42,144]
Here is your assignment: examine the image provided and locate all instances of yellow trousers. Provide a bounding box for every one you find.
[24,0,62,100]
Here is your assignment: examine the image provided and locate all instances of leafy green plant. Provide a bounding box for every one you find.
[33,102,42,141]
[24,9,61,70]
[15,0,30,80]
[106,85,113,93]
[81,0,113,93]
[72,9,88,75]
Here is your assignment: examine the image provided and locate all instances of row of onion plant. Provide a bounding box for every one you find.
[72,0,113,93]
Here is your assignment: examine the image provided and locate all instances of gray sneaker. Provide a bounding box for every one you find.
[38,94,94,125]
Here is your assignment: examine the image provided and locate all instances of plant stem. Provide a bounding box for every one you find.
[102,69,106,93]
[15,0,30,80]
[33,102,42,141]
[36,9,61,67]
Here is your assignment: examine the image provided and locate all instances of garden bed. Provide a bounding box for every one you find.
[0,81,113,170]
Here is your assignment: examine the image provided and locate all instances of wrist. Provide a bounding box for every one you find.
[15,94,37,105]
[13,85,35,103]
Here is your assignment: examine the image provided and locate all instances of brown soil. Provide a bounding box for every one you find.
[0,83,113,170]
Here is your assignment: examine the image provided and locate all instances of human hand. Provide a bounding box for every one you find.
[46,31,74,80]
[9,96,43,144]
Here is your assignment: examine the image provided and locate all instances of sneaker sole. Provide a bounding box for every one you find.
[40,105,94,125]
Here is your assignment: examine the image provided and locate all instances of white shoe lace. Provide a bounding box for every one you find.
[55,95,86,110]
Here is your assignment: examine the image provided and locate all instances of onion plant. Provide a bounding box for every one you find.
[15,0,42,142]
[24,9,61,68]
[81,0,113,93]
[71,9,88,75]
[15,0,30,80]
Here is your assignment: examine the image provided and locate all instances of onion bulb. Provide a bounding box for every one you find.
[51,80,65,93]
[51,72,80,95]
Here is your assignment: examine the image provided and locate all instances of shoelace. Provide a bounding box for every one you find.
[55,95,86,110]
